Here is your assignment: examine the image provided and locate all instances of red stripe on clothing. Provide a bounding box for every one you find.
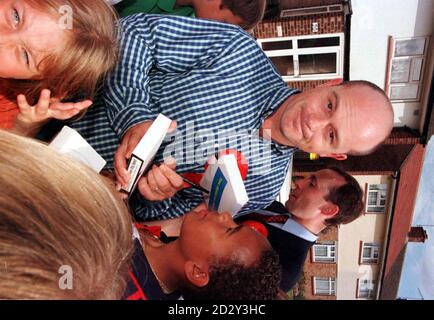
[125,270,147,300]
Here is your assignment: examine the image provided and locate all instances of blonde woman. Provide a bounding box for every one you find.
[0,0,119,135]
[0,130,133,299]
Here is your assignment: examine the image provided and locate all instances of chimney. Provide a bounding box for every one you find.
[408,227,428,243]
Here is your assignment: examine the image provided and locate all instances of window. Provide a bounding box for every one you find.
[366,184,387,213]
[313,241,336,263]
[387,36,430,102]
[358,279,376,299]
[257,33,344,81]
[280,5,343,18]
[313,277,336,296]
[361,242,380,264]
[299,53,337,75]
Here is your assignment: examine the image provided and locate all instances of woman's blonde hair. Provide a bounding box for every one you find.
[0,130,133,299]
[4,0,119,103]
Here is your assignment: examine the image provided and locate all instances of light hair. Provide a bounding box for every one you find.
[4,0,119,104]
[0,130,133,299]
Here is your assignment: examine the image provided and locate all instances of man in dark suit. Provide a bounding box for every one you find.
[236,167,364,292]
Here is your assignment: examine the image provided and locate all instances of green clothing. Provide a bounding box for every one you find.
[115,0,195,18]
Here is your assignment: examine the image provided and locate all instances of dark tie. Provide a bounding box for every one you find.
[246,212,290,224]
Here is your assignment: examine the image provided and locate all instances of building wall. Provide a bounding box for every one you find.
[287,80,329,91]
[303,227,338,300]
[253,12,345,39]
[380,144,426,299]
[350,0,434,129]
[419,39,434,133]
[336,175,393,300]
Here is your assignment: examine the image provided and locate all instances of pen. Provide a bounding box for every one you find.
[182,177,210,194]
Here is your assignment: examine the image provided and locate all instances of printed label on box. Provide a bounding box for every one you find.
[123,155,144,194]
[208,168,228,211]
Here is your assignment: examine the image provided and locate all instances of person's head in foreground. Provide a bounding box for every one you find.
[286,167,364,233]
[0,0,118,102]
[149,210,281,300]
[0,130,133,299]
[191,0,267,30]
[264,80,394,159]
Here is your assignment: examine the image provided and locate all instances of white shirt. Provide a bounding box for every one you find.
[132,224,142,244]
[251,209,318,243]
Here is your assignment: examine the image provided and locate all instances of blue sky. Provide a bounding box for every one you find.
[398,137,434,300]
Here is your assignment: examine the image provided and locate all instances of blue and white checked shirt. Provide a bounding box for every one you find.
[70,14,298,220]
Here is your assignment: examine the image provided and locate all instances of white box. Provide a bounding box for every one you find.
[49,126,106,173]
[121,114,172,196]
[200,154,249,216]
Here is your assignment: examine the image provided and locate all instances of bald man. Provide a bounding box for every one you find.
[67,15,393,221]
[262,80,394,160]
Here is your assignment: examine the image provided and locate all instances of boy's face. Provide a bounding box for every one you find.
[0,0,67,79]
[194,0,244,26]
[180,210,269,267]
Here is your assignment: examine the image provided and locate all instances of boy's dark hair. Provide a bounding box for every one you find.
[182,249,281,300]
[324,167,364,226]
[221,0,266,29]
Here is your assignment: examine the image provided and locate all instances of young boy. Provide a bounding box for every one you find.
[113,0,266,29]
[125,209,281,300]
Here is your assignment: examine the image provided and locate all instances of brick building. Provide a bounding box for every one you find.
[254,0,351,91]
[302,227,338,300]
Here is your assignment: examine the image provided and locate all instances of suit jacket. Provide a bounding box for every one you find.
[236,201,315,292]
[266,223,315,291]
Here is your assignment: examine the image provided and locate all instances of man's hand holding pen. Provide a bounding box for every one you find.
[136,157,209,202]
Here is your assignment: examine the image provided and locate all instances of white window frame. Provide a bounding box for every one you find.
[280,4,343,18]
[358,279,376,299]
[365,184,388,213]
[313,277,336,296]
[361,242,380,264]
[257,33,344,82]
[312,241,337,263]
[386,36,430,102]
